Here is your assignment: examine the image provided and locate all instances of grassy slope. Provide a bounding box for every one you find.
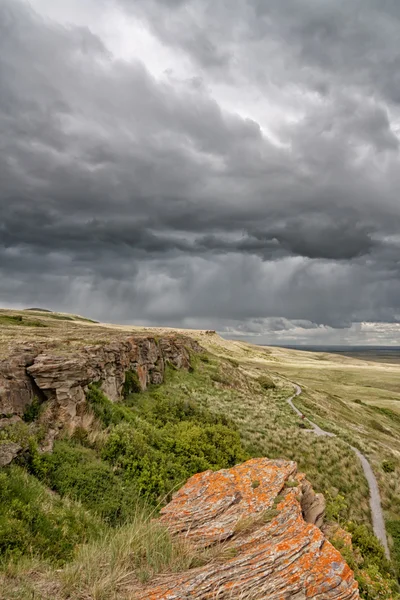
[0,310,399,597]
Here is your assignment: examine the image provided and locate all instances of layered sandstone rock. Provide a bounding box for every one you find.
[142,458,359,600]
[0,336,201,434]
[0,344,44,417]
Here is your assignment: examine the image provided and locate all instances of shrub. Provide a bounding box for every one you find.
[0,315,47,327]
[257,375,276,390]
[86,384,135,427]
[211,373,230,385]
[285,480,299,488]
[198,354,210,363]
[325,492,348,524]
[386,520,400,577]
[0,466,104,564]
[227,358,239,368]
[22,397,42,424]
[382,460,396,473]
[29,441,139,526]
[345,523,398,598]
[122,370,141,397]
[370,420,393,436]
[102,419,247,504]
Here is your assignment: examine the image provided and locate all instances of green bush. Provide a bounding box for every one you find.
[29,441,139,526]
[122,370,141,397]
[198,354,210,363]
[257,375,276,390]
[86,384,135,427]
[129,391,233,429]
[102,418,246,504]
[0,466,104,564]
[387,520,400,577]
[326,492,349,524]
[332,523,399,598]
[22,396,42,423]
[29,382,247,514]
[0,315,47,327]
[382,460,396,473]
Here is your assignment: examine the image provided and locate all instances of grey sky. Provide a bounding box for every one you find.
[1,0,400,344]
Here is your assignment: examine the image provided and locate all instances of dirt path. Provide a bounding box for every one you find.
[287,384,390,558]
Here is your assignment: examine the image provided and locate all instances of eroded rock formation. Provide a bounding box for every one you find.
[0,335,201,434]
[0,441,22,467]
[142,458,359,600]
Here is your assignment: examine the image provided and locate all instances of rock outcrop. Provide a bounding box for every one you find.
[142,458,359,600]
[0,345,44,417]
[0,441,22,467]
[0,335,201,434]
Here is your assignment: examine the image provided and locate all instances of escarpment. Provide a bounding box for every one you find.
[141,458,359,600]
[0,335,202,437]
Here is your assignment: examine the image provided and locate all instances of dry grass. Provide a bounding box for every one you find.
[1,308,400,589]
[61,509,194,600]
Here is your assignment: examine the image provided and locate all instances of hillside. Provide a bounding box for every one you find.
[0,309,399,598]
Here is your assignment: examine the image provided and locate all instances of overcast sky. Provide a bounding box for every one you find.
[1,0,400,345]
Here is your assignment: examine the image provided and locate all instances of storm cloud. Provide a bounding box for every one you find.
[1,0,400,342]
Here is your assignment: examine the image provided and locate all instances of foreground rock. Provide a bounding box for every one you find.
[141,458,359,600]
[0,336,201,434]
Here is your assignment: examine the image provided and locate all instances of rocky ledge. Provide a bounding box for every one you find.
[141,458,359,599]
[0,335,201,434]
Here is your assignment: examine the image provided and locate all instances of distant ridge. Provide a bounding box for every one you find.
[25,307,52,312]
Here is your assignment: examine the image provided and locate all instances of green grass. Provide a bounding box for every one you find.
[1,339,399,597]
[0,466,105,565]
[0,315,47,328]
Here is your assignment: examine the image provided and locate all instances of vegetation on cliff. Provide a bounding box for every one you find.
[0,310,399,598]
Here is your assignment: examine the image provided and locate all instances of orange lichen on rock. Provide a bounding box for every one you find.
[140,458,359,599]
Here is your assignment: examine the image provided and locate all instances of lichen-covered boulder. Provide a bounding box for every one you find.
[141,458,359,599]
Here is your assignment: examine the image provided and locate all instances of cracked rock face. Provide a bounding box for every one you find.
[141,458,359,600]
[0,336,202,435]
[0,441,22,467]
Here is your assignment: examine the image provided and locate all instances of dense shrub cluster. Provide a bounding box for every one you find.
[28,372,246,525]
[29,442,140,526]
[257,375,276,390]
[382,460,396,473]
[0,466,104,564]
[387,520,400,578]
[102,419,246,502]
[86,383,135,427]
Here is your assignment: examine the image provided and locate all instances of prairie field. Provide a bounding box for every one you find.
[0,309,399,598]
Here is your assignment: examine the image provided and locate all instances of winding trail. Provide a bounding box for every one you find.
[287,384,390,558]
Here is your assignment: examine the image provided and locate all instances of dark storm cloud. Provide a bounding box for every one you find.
[126,0,400,103]
[1,0,400,335]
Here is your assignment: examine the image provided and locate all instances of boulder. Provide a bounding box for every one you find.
[0,441,22,467]
[300,478,326,528]
[141,458,359,599]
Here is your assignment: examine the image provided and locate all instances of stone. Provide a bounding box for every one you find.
[0,345,42,417]
[140,458,359,600]
[0,415,22,430]
[0,441,22,467]
[0,335,202,438]
[300,477,326,528]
